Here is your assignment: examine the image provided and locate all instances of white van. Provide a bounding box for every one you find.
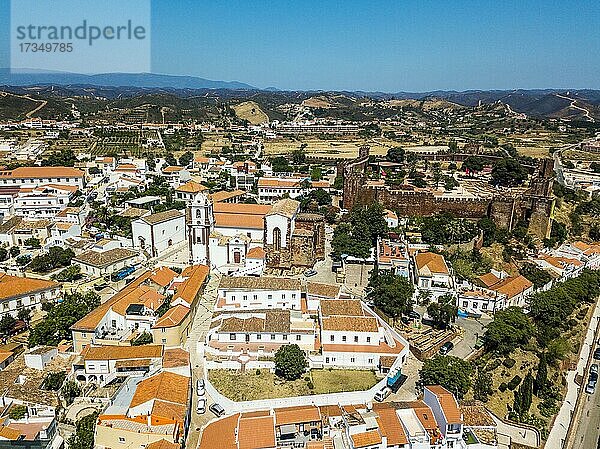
[374,386,391,402]
[196,398,206,414]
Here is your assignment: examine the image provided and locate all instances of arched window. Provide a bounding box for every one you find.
[196,209,201,218]
[273,227,281,251]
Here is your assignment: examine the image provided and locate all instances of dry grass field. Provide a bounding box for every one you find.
[232,101,269,125]
[209,368,378,400]
[263,136,400,159]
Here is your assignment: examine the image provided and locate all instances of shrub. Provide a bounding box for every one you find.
[503,358,516,368]
[499,382,508,392]
[486,359,502,371]
[508,375,522,391]
[8,405,27,420]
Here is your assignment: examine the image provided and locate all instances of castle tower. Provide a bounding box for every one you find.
[188,191,214,265]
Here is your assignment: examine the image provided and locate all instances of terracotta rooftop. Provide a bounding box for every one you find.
[351,430,382,448]
[146,439,180,449]
[375,405,409,446]
[73,247,138,268]
[175,180,207,193]
[162,348,190,368]
[274,405,321,426]
[306,282,340,299]
[130,371,189,408]
[149,266,178,287]
[174,265,209,305]
[425,385,463,424]
[246,246,266,259]
[0,273,59,302]
[210,189,246,202]
[488,275,533,299]
[153,305,190,328]
[198,413,239,449]
[320,299,364,317]
[322,316,378,333]
[237,414,276,449]
[414,251,449,276]
[219,276,301,291]
[266,198,300,218]
[82,344,163,361]
[139,209,184,225]
[0,166,84,178]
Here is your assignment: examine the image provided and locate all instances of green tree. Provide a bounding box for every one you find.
[0,315,16,336]
[23,237,41,248]
[473,368,493,402]
[17,308,31,323]
[52,265,83,282]
[44,371,66,391]
[0,247,7,262]
[368,272,414,322]
[477,217,497,246]
[292,148,306,165]
[519,263,551,290]
[484,307,534,354]
[387,147,405,163]
[29,291,100,346]
[426,294,458,329]
[274,344,307,380]
[513,371,533,420]
[67,411,99,449]
[8,405,27,420]
[271,156,291,172]
[9,247,20,258]
[462,156,484,173]
[178,151,194,167]
[534,354,548,396]
[491,158,528,187]
[61,380,82,405]
[131,332,153,346]
[419,356,473,399]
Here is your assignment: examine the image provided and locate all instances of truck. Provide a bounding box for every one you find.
[111,265,137,282]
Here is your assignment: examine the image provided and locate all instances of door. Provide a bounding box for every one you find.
[234,251,241,264]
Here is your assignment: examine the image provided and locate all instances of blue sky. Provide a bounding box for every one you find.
[1,0,600,91]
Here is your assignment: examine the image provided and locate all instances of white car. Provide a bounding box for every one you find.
[196,398,206,414]
[196,378,205,396]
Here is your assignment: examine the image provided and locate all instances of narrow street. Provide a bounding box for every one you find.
[185,272,221,449]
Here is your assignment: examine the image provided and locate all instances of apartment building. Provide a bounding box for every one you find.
[413,252,454,298]
[72,247,140,277]
[199,387,489,449]
[0,273,61,320]
[377,238,410,278]
[476,271,534,309]
[258,177,331,203]
[0,166,85,189]
[319,299,408,370]
[71,266,209,352]
[216,277,303,310]
[13,184,78,219]
[73,344,164,385]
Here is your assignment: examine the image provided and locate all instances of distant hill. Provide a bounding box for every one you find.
[0,70,599,121]
[0,69,256,90]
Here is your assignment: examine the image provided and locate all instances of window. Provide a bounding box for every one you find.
[161,328,166,333]
[330,335,334,342]
[463,301,468,308]
[271,334,275,340]
[119,437,125,443]
[161,339,166,344]
[243,295,248,301]
[268,294,272,300]
[253,295,258,300]
[273,227,281,250]
[368,358,373,364]
[296,335,301,341]
[342,336,346,342]
[350,358,355,363]
[366,337,371,343]
[229,333,236,340]
[282,294,286,299]
[292,294,296,299]
[257,334,261,340]
[283,335,288,340]
[354,336,359,343]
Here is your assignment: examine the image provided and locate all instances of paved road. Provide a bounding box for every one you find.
[572,384,600,449]
[185,272,221,449]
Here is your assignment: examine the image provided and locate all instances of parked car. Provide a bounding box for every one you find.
[304,269,317,277]
[439,341,454,355]
[591,364,599,374]
[374,386,391,402]
[94,283,109,291]
[196,398,206,414]
[586,381,596,395]
[408,311,421,320]
[209,403,225,417]
[593,348,600,360]
[590,372,599,383]
[196,378,205,396]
